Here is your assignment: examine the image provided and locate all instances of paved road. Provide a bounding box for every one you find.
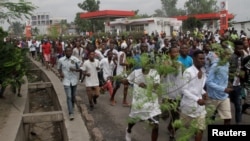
[76,82,250,141]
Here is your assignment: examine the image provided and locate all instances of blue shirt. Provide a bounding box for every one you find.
[206,60,229,100]
[132,54,142,70]
[177,55,193,69]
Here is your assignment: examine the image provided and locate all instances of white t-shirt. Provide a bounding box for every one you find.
[116,51,126,76]
[99,58,116,81]
[95,49,104,61]
[29,43,36,52]
[57,56,81,86]
[103,49,118,57]
[81,59,100,87]
[72,47,84,61]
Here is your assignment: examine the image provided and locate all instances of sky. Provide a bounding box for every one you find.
[1,0,250,30]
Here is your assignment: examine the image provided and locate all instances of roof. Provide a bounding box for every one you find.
[233,20,250,24]
[80,10,135,19]
[111,19,155,26]
[172,12,234,21]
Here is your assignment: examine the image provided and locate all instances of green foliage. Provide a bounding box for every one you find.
[129,13,150,19]
[124,49,217,140]
[76,0,104,32]
[74,12,89,33]
[48,26,60,39]
[210,42,234,66]
[31,27,39,36]
[8,21,25,36]
[152,9,166,17]
[0,28,29,89]
[182,17,203,32]
[78,0,100,12]
[0,0,37,22]
[161,0,178,16]
[184,0,218,14]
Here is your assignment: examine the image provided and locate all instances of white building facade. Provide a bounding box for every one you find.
[232,20,250,37]
[30,12,67,35]
[107,17,182,37]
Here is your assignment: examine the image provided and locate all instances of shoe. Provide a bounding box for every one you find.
[125,128,131,141]
[149,117,159,124]
[69,114,74,121]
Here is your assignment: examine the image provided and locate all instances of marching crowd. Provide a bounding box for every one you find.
[14,28,250,141]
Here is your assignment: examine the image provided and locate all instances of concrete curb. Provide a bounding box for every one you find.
[52,67,104,141]
[31,59,90,141]
[76,96,104,141]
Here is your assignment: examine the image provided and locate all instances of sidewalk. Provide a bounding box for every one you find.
[0,58,91,141]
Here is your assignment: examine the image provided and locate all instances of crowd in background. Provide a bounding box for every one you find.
[3,27,250,141]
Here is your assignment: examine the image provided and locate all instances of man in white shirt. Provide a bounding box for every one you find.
[81,50,100,110]
[99,50,116,97]
[125,64,161,141]
[110,42,130,106]
[161,46,184,140]
[103,39,119,57]
[57,47,82,120]
[179,50,207,141]
[72,41,84,81]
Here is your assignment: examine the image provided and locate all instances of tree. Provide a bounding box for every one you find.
[182,17,203,32]
[152,9,166,17]
[0,27,30,97]
[161,0,186,17]
[75,0,104,32]
[184,0,218,15]
[32,27,39,36]
[8,21,25,36]
[60,19,69,35]
[48,25,60,39]
[129,10,150,19]
[0,0,36,23]
[74,12,92,34]
[0,0,36,97]
[78,0,100,12]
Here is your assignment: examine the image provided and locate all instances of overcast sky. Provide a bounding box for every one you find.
[1,0,250,30]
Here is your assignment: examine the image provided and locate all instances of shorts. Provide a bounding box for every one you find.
[43,54,51,62]
[86,86,100,96]
[180,113,206,130]
[206,98,232,119]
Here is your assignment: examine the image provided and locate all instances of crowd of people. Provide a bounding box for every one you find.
[6,28,250,141]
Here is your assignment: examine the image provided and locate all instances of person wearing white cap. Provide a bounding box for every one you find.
[110,41,130,106]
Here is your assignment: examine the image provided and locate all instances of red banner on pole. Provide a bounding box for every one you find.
[25,25,32,38]
[219,10,228,35]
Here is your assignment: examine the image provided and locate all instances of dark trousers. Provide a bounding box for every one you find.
[230,86,242,123]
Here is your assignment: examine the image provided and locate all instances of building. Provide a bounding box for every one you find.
[31,12,50,35]
[30,12,67,35]
[232,20,250,37]
[108,17,182,37]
